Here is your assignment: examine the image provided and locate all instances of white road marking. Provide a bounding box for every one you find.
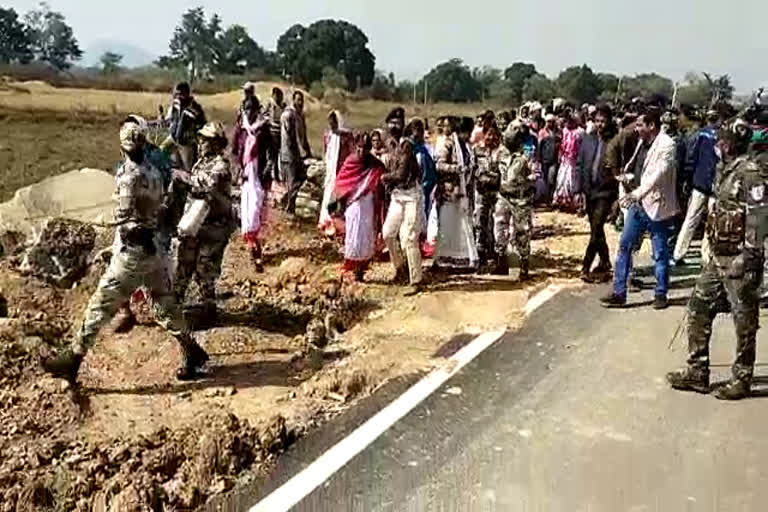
[249,284,563,512]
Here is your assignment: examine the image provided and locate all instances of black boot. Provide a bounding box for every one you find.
[666,367,710,394]
[42,349,84,385]
[492,254,509,276]
[176,336,210,381]
[519,259,530,281]
[713,379,751,401]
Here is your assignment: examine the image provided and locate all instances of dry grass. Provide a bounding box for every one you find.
[0,81,498,201]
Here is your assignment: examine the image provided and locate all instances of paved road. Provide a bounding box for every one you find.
[236,259,768,512]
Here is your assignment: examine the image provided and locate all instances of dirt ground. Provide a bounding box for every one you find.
[0,82,622,511]
[0,204,604,510]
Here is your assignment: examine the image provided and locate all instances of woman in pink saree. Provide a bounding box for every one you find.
[552,113,585,212]
[235,97,270,271]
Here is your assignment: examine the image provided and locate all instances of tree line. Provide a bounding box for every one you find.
[0,4,736,108]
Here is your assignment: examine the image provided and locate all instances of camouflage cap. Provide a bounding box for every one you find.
[198,121,226,139]
[119,122,144,152]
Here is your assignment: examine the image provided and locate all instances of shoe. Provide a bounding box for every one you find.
[713,379,751,400]
[393,266,409,285]
[519,260,531,281]
[42,349,84,385]
[629,278,643,293]
[113,307,137,334]
[176,340,210,381]
[492,255,509,276]
[653,295,669,310]
[600,294,626,308]
[671,258,686,267]
[403,284,424,297]
[666,367,710,394]
[594,263,612,274]
[580,271,596,284]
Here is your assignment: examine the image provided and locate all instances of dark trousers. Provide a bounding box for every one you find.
[583,196,614,272]
[687,257,761,382]
[267,132,281,182]
[281,159,306,214]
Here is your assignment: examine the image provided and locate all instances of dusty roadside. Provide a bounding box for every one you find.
[0,209,593,511]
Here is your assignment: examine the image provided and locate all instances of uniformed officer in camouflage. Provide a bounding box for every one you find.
[667,126,768,400]
[43,122,209,383]
[173,122,235,320]
[495,121,536,278]
[472,123,504,267]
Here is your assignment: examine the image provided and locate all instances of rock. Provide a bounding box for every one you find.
[19,218,96,288]
[0,229,25,258]
[304,158,326,186]
[305,318,327,348]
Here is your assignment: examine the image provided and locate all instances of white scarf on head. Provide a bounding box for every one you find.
[319,111,345,231]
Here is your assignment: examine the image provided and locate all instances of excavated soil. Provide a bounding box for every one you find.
[0,208,597,510]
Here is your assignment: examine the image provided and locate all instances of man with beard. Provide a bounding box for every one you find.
[578,104,619,282]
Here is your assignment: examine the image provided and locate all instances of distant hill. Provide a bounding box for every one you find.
[82,41,157,69]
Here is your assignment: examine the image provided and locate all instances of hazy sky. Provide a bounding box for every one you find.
[6,0,768,91]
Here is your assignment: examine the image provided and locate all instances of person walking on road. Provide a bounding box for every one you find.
[280,90,313,214]
[43,121,209,384]
[601,111,679,310]
[579,104,619,282]
[672,109,720,264]
[667,126,767,400]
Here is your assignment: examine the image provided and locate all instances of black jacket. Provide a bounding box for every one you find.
[578,133,619,200]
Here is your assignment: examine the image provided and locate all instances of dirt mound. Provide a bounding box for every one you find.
[0,168,115,237]
[19,218,96,288]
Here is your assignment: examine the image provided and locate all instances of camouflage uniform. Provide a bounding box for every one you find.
[174,153,235,306]
[670,152,768,399]
[472,144,504,264]
[494,150,535,275]
[74,158,195,356]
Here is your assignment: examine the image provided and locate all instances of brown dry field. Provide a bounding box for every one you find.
[0,83,612,510]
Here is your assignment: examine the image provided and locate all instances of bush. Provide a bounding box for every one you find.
[309,81,325,100]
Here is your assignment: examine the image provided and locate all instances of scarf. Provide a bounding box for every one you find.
[412,139,437,195]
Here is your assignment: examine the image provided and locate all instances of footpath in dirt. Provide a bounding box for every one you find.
[0,174,590,511]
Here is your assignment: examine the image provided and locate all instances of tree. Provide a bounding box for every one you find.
[622,73,674,103]
[321,66,348,90]
[0,7,33,64]
[596,72,620,101]
[555,65,602,105]
[276,19,375,91]
[217,24,266,74]
[421,59,481,103]
[99,51,123,75]
[24,2,82,71]
[503,62,537,104]
[473,66,502,102]
[522,73,556,102]
[703,72,734,105]
[158,7,222,82]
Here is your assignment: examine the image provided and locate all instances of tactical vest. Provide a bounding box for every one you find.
[707,155,768,258]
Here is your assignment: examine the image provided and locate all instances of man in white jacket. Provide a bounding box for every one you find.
[601,111,680,310]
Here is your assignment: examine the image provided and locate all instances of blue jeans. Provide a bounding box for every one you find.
[614,204,673,299]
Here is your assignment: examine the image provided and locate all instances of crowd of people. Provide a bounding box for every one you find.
[41,80,768,399]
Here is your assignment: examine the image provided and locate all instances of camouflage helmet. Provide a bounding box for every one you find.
[198,121,226,140]
[119,122,145,152]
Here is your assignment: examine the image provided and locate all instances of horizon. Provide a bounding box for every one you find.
[4,0,768,92]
